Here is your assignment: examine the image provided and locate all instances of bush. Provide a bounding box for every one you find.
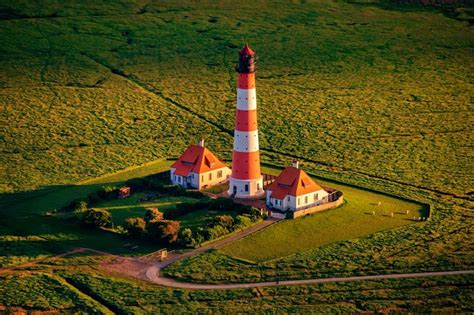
[60,198,88,212]
[204,225,229,240]
[182,190,204,199]
[178,228,196,248]
[97,186,118,200]
[213,215,234,229]
[235,215,252,229]
[165,201,210,220]
[124,217,146,238]
[209,197,236,211]
[144,208,163,222]
[146,220,180,244]
[82,209,112,228]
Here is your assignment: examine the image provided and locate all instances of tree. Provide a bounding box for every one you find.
[146,220,180,244]
[144,208,164,222]
[124,217,146,238]
[178,228,196,247]
[82,209,112,228]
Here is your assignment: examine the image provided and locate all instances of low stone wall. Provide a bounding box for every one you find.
[290,196,344,219]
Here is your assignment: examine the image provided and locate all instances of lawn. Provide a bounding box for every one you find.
[94,193,199,225]
[218,165,427,262]
[0,0,472,312]
[94,193,237,230]
[0,159,174,268]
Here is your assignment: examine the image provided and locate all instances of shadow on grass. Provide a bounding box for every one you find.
[0,179,172,264]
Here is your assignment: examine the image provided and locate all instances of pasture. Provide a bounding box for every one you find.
[1,0,472,313]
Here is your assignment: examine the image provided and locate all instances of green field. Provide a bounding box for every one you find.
[220,167,426,261]
[2,270,472,313]
[1,0,473,312]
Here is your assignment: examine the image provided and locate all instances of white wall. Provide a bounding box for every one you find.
[229,176,264,198]
[170,167,231,190]
[265,188,329,211]
[198,167,231,189]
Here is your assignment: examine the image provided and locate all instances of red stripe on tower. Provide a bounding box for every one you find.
[228,44,264,199]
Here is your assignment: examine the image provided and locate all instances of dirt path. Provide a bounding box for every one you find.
[145,269,474,290]
[142,218,474,290]
[3,219,472,291]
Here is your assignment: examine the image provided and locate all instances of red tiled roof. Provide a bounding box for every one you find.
[171,145,227,176]
[267,166,323,199]
[239,43,255,56]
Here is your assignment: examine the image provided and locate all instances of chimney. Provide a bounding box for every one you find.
[198,139,205,147]
[292,159,299,169]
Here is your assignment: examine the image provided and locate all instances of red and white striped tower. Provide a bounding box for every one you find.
[228,44,264,199]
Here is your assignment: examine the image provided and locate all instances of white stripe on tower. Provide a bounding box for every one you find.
[233,130,259,152]
[236,89,257,110]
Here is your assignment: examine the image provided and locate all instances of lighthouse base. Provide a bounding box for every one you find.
[228,177,265,199]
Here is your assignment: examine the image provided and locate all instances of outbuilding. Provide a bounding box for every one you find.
[266,161,329,212]
[170,140,231,190]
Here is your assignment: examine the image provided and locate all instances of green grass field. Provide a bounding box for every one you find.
[2,270,471,313]
[1,0,473,312]
[220,169,426,262]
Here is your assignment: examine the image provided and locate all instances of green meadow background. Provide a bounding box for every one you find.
[0,0,473,313]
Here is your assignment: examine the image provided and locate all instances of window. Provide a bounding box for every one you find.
[209,173,212,180]
[287,196,290,202]
[305,196,308,204]
[245,184,249,192]
[298,198,300,206]
[174,175,176,181]
[257,183,260,190]
[201,175,204,182]
[217,170,223,178]
[314,193,318,201]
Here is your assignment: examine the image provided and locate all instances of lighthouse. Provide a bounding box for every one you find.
[228,44,265,199]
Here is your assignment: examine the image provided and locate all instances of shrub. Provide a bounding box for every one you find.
[146,220,180,244]
[60,198,88,212]
[182,190,204,199]
[73,200,89,212]
[204,225,229,240]
[178,228,196,247]
[124,217,146,238]
[97,186,118,200]
[165,201,210,220]
[213,215,234,229]
[144,208,163,222]
[82,209,112,228]
[209,197,236,211]
[235,215,252,229]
